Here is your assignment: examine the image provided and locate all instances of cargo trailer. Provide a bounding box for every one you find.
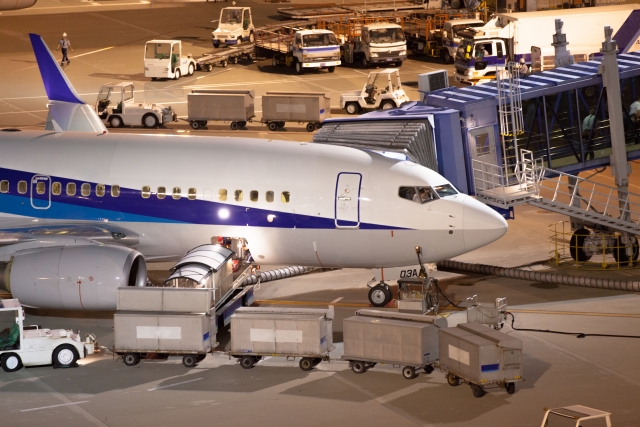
[187,90,255,130]
[262,92,331,132]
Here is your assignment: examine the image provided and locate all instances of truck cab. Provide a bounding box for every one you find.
[95,82,176,128]
[441,18,484,64]
[212,7,255,48]
[454,33,506,84]
[291,29,341,74]
[144,40,197,80]
[359,23,407,67]
[340,69,409,114]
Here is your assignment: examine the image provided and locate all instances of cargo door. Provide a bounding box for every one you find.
[30,174,51,210]
[334,172,361,228]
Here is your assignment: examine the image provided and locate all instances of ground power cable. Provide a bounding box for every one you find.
[507,312,640,339]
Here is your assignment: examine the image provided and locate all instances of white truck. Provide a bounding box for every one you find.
[144,40,197,80]
[95,82,176,128]
[0,299,95,372]
[257,29,341,75]
[340,69,409,114]
[440,18,484,64]
[453,5,640,84]
[212,7,255,48]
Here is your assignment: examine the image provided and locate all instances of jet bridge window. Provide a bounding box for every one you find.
[157,186,166,199]
[188,188,197,200]
[281,191,290,203]
[36,182,46,195]
[218,189,227,201]
[0,180,8,193]
[18,181,27,195]
[52,182,61,196]
[96,184,105,197]
[81,183,91,197]
[234,190,243,202]
[111,185,120,197]
[250,190,258,202]
[172,187,181,200]
[266,191,274,202]
[141,186,151,199]
[475,133,492,157]
[398,186,438,204]
[66,183,76,196]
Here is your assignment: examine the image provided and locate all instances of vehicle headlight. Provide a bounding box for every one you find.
[332,55,340,60]
[371,52,379,58]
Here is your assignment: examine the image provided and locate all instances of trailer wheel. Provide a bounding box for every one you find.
[123,353,140,367]
[240,355,255,369]
[305,122,316,132]
[190,121,200,130]
[221,60,228,68]
[312,358,322,366]
[446,373,460,387]
[207,64,213,72]
[53,344,79,367]
[351,361,366,374]
[299,358,314,371]
[402,366,417,380]
[328,66,335,73]
[368,284,391,307]
[505,382,516,394]
[569,228,592,262]
[268,122,278,131]
[182,354,198,368]
[345,102,359,115]
[230,122,240,131]
[232,57,238,64]
[424,365,435,374]
[143,113,159,129]
[1,353,22,372]
[471,384,486,398]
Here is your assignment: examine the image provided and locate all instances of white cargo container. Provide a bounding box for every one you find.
[187,90,255,130]
[229,307,334,371]
[342,309,447,379]
[438,322,524,398]
[262,92,331,132]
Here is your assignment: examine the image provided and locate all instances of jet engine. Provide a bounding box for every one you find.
[0,0,37,10]
[0,245,146,310]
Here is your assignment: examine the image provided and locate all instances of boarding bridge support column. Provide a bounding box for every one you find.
[552,19,574,68]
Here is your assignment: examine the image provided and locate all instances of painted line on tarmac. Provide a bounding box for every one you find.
[21,401,90,412]
[330,297,344,304]
[70,46,114,59]
[510,309,640,319]
[148,377,203,391]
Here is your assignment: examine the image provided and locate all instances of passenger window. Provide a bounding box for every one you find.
[81,183,91,197]
[218,189,227,201]
[0,180,8,193]
[36,182,45,195]
[281,191,290,203]
[18,181,27,194]
[96,184,105,197]
[157,186,166,199]
[250,190,258,202]
[188,188,197,200]
[66,182,76,196]
[111,185,120,197]
[172,187,181,200]
[266,191,274,202]
[234,190,243,202]
[52,182,61,195]
[141,186,151,199]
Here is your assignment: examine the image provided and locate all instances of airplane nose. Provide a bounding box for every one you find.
[462,197,508,252]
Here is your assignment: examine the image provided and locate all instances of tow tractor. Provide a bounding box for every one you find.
[540,406,612,427]
[0,299,95,372]
[340,69,409,114]
[212,7,255,48]
[144,40,197,80]
[95,82,176,128]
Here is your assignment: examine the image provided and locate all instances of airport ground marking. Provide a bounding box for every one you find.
[21,401,90,412]
[148,377,203,391]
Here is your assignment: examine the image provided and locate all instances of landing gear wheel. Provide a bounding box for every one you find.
[306,122,316,132]
[380,100,395,110]
[123,353,140,366]
[295,60,304,75]
[230,121,240,130]
[53,344,78,367]
[182,354,198,368]
[328,66,335,73]
[569,228,592,262]
[446,373,460,386]
[1,353,22,372]
[351,361,366,374]
[345,102,359,115]
[505,382,516,394]
[109,116,123,128]
[143,113,159,129]
[613,235,639,266]
[190,121,200,130]
[368,284,391,307]
[299,357,314,371]
[471,384,486,398]
[174,69,181,80]
[188,63,195,76]
[424,365,435,374]
[268,122,278,131]
[402,366,417,380]
[240,355,255,369]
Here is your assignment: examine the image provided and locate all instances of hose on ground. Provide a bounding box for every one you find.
[437,259,640,292]
[507,312,640,339]
[240,266,314,286]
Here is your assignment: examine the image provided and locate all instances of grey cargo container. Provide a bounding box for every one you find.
[229,307,334,371]
[187,89,255,130]
[438,322,524,397]
[262,92,331,132]
[342,309,447,379]
[117,287,213,313]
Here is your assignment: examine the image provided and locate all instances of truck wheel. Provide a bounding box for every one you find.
[395,61,403,68]
[188,63,195,76]
[368,284,391,307]
[402,366,417,380]
[182,354,198,368]
[143,113,159,129]
[345,102,359,115]
[213,41,220,48]
[328,66,335,73]
[230,122,240,130]
[361,56,369,68]
[351,361,366,374]
[53,344,79,367]
[268,122,278,131]
[380,100,395,110]
[240,355,255,369]
[471,384,486,398]
[306,122,316,132]
[424,364,435,374]
[299,358,314,371]
[123,353,140,366]
[1,353,22,372]
[295,60,304,75]
[174,69,181,80]
[443,50,452,64]
[505,382,516,394]
[190,121,200,130]
[109,116,123,128]
[446,373,460,387]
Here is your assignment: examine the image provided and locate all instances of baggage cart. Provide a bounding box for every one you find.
[195,43,256,72]
[341,309,447,379]
[466,295,507,330]
[437,322,524,398]
[187,90,255,130]
[228,307,334,371]
[261,92,331,132]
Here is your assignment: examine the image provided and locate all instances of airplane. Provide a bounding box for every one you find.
[0,0,37,11]
[0,34,508,311]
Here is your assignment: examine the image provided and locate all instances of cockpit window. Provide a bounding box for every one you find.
[433,184,458,198]
[398,186,438,204]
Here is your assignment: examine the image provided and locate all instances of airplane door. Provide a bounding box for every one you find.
[334,172,361,228]
[30,174,51,210]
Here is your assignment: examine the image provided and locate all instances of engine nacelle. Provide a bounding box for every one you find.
[0,0,37,10]
[3,245,146,310]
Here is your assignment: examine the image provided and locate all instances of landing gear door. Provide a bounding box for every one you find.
[334,172,361,228]
[30,174,51,210]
